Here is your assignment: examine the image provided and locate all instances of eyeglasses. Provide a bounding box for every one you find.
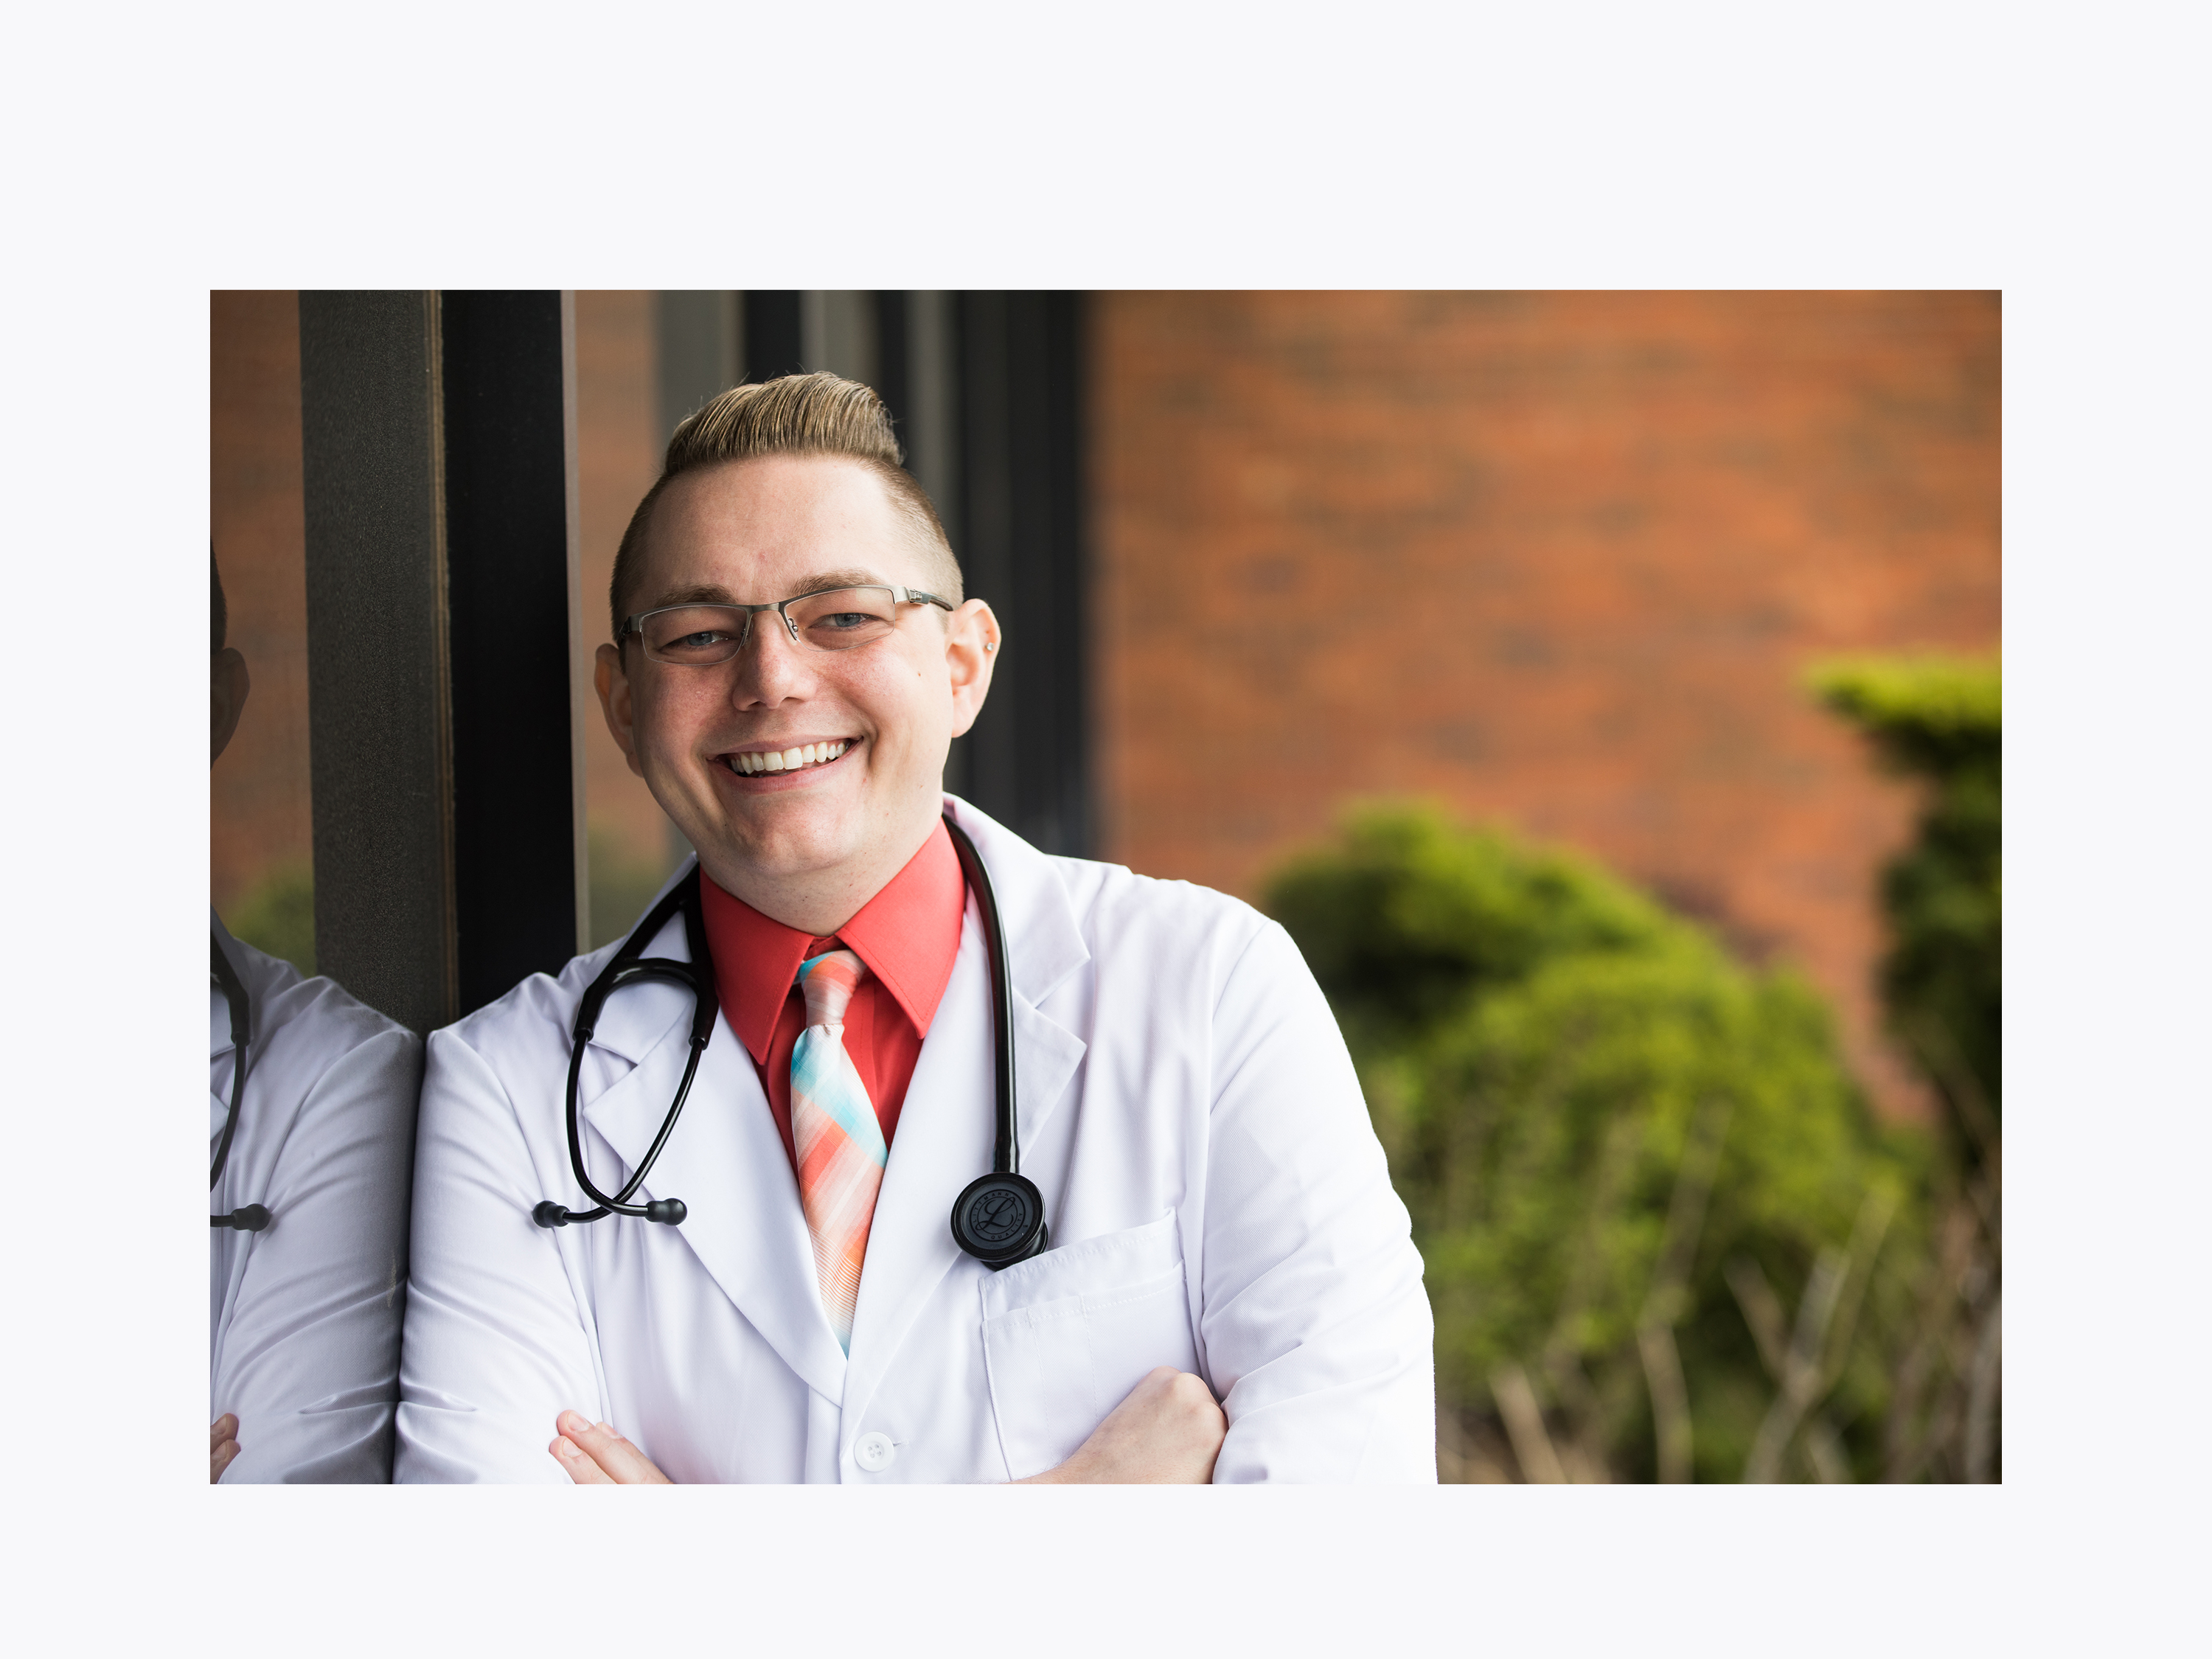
[621,585,954,666]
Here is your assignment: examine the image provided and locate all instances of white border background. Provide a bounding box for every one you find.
[6,0,2202,1647]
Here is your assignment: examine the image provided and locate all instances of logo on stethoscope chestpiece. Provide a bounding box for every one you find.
[950,1172,1047,1267]
[967,1185,1033,1245]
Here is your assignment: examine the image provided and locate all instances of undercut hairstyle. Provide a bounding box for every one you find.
[608,372,962,641]
[212,547,227,653]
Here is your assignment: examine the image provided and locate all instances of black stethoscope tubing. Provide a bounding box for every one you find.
[537,877,716,1227]
[535,813,1049,1270]
[210,934,272,1233]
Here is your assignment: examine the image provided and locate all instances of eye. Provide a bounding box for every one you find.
[815,611,877,631]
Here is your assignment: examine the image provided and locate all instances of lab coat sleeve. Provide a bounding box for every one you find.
[395,1026,605,1484]
[1199,919,1436,1483]
[215,1025,421,1484]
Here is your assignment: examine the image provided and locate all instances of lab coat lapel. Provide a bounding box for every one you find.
[841,904,991,1422]
[579,923,848,1404]
[944,795,1091,1152]
[944,796,1091,1026]
[841,804,1092,1425]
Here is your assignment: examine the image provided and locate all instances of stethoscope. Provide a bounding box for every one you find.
[532,813,1051,1271]
[210,934,273,1233]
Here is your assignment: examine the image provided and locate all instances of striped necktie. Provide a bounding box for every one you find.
[791,949,886,1353]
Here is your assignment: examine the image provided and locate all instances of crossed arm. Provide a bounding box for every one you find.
[549,1366,1226,1485]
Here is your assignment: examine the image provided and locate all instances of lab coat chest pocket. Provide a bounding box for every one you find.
[978,1211,1198,1481]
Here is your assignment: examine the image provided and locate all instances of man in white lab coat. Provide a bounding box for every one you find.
[210,555,422,1481]
[395,375,1434,1484]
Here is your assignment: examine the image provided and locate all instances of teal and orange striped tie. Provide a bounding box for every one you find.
[791,950,886,1352]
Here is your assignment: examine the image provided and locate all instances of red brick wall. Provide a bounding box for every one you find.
[1089,291,2000,1119]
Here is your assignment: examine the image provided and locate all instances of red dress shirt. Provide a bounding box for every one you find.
[698,820,966,1177]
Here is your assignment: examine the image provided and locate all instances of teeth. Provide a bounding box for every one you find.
[733,741,848,776]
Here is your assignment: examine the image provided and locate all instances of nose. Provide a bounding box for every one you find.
[725,609,813,709]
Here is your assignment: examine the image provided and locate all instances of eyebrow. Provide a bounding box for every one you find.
[637,570,891,613]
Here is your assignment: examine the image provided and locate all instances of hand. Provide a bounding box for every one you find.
[1016,1366,1226,1484]
[211,1414,240,1484]
[550,1409,672,1484]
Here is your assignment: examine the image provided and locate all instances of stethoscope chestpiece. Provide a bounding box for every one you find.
[950,1172,1049,1270]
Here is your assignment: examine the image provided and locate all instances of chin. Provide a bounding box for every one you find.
[709,793,860,875]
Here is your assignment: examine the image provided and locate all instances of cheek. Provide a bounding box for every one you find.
[633,684,714,762]
[846,661,947,744]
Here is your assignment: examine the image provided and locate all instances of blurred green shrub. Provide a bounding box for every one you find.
[226,862,316,978]
[1810,654,2000,1140]
[1266,806,1923,1482]
[1811,653,2000,1482]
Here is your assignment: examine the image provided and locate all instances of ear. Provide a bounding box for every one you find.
[595,641,647,779]
[945,599,999,738]
[212,647,250,765]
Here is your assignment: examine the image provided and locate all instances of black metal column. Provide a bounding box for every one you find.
[440,291,585,1015]
[953,291,1091,857]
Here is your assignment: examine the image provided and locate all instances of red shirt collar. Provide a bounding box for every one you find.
[697,818,966,1067]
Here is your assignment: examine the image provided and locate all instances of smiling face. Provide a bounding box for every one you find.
[595,453,998,933]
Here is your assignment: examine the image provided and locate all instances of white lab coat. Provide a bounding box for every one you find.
[211,916,421,1482]
[395,797,1434,1484]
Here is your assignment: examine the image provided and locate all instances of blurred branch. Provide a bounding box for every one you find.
[1538,1352,1614,1484]
[1904,1008,2000,1166]
[1635,1329,1693,1485]
[1491,1363,1569,1485]
[1730,1254,1854,1483]
[1742,1248,1846,1484]
[1885,1195,1978,1481]
[1817,1186,1898,1393]
[1725,1256,1790,1378]
[1964,1292,2002,1483]
[1435,1394,1468,1484]
[1883,1130,1997,1485]
[1801,1417,1851,1484]
[1540,1113,1640,1481]
[1637,1097,1732,1483]
[1742,1187,1895,1484]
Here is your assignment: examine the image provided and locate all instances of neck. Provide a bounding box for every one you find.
[699,810,939,936]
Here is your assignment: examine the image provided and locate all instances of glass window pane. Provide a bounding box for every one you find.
[212,291,316,978]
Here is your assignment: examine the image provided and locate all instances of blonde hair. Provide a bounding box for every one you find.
[608,372,961,640]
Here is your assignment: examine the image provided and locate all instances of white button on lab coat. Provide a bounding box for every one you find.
[394,797,1434,1484]
[210,916,422,1482]
[853,1431,897,1472]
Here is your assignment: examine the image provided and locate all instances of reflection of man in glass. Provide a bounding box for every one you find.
[210,552,421,1481]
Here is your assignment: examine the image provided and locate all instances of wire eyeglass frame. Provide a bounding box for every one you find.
[620,584,955,666]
